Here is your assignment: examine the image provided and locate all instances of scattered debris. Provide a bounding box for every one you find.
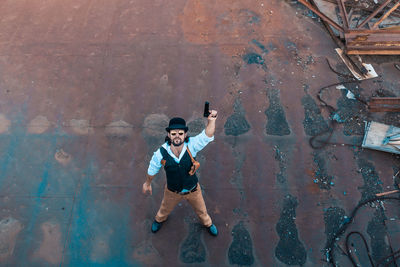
[336,84,357,99]
[54,149,72,165]
[298,0,400,55]
[375,172,400,196]
[335,48,378,80]
[362,121,400,154]
[375,189,399,196]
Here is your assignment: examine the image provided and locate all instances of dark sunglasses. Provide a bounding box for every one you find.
[170,131,185,136]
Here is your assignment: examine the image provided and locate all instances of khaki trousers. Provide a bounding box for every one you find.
[155,183,212,227]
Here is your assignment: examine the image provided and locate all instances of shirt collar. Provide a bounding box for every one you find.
[162,142,187,161]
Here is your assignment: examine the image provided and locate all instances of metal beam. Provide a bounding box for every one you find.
[298,0,344,32]
[336,0,349,29]
[356,0,393,29]
[369,97,400,112]
[371,1,400,29]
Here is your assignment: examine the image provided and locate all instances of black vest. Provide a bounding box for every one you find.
[160,146,198,192]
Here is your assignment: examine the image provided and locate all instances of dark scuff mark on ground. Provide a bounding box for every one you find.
[334,85,368,136]
[242,52,265,65]
[356,158,383,202]
[275,195,307,266]
[284,40,315,70]
[228,222,254,266]
[373,88,396,98]
[238,9,261,25]
[142,114,170,154]
[323,207,346,248]
[274,145,288,184]
[265,88,291,136]
[393,166,400,189]
[179,223,206,264]
[285,41,297,50]
[383,112,400,128]
[188,118,206,136]
[313,151,334,190]
[230,147,247,204]
[366,208,391,265]
[268,42,278,51]
[302,94,329,136]
[251,39,269,54]
[224,98,251,136]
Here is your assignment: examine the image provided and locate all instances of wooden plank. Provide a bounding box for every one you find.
[376,190,399,196]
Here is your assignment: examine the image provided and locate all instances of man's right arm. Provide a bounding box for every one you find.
[143,149,163,195]
[143,174,155,195]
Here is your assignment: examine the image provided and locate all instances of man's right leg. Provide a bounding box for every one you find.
[153,186,181,232]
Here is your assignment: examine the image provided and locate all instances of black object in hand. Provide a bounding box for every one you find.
[204,101,210,117]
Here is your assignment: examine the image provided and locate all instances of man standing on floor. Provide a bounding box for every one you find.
[142,110,218,236]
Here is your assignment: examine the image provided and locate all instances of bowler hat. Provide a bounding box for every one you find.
[165,117,188,132]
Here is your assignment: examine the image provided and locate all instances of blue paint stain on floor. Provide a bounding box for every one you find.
[65,162,138,267]
[179,223,206,263]
[265,89,291,136]
[274,145,288,184]
[0,133,78,196]
[224,98,251,136]
[323,207,346,248]
[275,195,307,265]
[302,94,329,136]
[228,222,254,266]
[367,208,391,264]
[251,40,269,54]
[242,53,264,65]
[285,41,297,51]
[0,122,26,187]
[356,158,383,202]
[239,9,261,25]
[8,126,79,266]
[313,151,334,190]
[335,87,368,136]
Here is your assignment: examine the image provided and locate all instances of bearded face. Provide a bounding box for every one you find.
[168,130,186,147]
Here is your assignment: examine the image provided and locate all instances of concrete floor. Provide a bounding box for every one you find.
[0,0,400,266]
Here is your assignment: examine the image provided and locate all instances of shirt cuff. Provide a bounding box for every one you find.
[201,129,214,141]
[147,170,158,176]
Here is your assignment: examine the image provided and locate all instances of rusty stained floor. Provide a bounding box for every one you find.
[0,0,400,266]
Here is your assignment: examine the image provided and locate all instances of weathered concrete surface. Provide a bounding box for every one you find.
[0,0,400,266]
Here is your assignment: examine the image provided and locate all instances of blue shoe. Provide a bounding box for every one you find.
[151,220,163,233]
[207,224,218,236]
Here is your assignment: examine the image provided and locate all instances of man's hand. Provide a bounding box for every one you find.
[208,110,218,120]
[205,110,217,137]
[142,182,152,195]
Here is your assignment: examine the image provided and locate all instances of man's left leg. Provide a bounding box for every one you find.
[185,184,218,236]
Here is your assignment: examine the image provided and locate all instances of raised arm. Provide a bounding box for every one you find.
[205,110,217,138]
